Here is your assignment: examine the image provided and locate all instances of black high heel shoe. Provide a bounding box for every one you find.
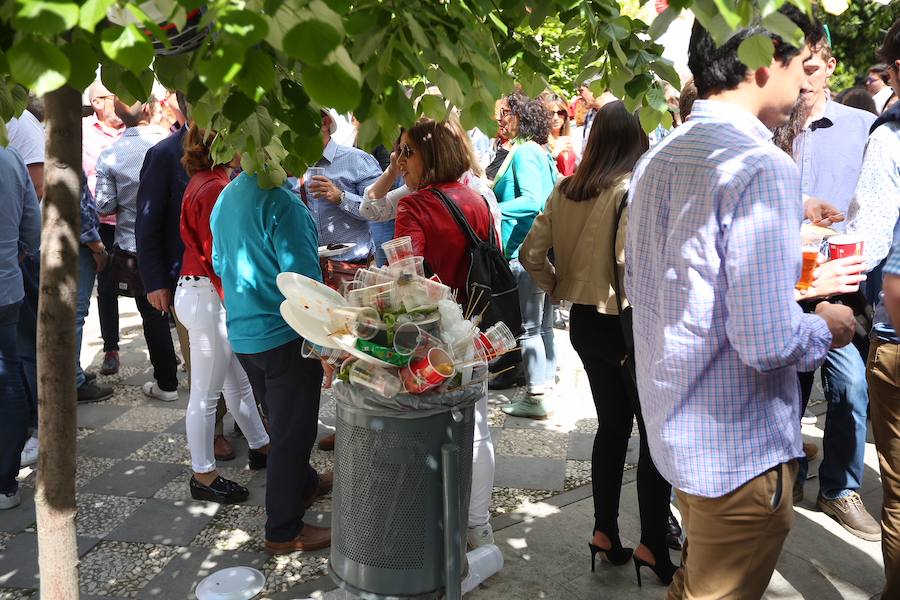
[248,448,268,470]
[633,554,678,587]
[588,538,633,571]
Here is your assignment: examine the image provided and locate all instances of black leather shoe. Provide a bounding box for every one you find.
[84,372,97,384]
[248,448,268,470]
[189,476,249,504]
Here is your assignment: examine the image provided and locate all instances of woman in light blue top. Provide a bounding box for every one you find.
[493,92,559,418]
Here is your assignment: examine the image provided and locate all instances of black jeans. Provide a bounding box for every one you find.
[1,301,28,494]
[238,338,323,542]
[134,294,178,392]
[569,304,671,559]
[16,254,39,428]
[96,224,119,352]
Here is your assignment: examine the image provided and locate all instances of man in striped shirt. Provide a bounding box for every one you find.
[625,9,856,598]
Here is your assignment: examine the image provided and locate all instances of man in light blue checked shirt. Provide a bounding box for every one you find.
[625,9,856,598]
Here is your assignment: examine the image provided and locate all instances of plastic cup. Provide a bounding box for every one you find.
[393,321,444,356]
[349,361,402,398]
[347,281,400,311]
[388,256,425,278]
[354,268,394,287]
[327,306,379,336]
[382,236,414,265]
[353,314,390,346]
[401,347,456,394]
[797,232,822,291]
[397,275,452,311]
[300,339,347,365]
[475,322,517,361]
[305,167,325,200]
[828,234,864,260]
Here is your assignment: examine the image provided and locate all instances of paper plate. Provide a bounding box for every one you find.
[318,242,357,258]
[277,272,346,314]
[195,566,265,600]
[280,301,344,349]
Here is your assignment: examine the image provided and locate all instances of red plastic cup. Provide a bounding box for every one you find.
[828,234,864,260]
[400,347,455,394]
[475,322,517,361]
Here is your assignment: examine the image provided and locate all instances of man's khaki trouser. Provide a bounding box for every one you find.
[667,461,797,600]
[866,339,900,599]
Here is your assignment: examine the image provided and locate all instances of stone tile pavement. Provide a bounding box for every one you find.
[0,297,887,599]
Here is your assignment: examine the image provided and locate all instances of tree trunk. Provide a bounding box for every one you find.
[36,85,81,600]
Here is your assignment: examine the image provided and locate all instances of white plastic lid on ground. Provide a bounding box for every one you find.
[195,566,265,600]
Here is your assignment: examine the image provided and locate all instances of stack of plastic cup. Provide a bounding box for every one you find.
[388,256,425,278]
[382,236,414,265]
[300,339,347,365]
[475,322,517,361]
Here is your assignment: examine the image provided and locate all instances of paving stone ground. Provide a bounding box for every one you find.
[0,296,886,599]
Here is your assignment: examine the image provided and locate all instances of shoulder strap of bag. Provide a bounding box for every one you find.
[611,191,629,315]
[431,187,496,249]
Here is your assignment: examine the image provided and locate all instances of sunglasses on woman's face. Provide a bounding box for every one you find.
[555,110,568,118]
[400,144,415,159]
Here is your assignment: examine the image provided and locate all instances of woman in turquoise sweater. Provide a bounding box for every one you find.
[494,91,560,418]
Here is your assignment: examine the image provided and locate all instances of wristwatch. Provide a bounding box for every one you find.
[338,190,346,205]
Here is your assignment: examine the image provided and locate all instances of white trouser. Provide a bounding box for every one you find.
[174,278,269,473]
[469,389,494,528]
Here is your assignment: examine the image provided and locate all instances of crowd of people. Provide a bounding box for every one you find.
[2,6,900,598]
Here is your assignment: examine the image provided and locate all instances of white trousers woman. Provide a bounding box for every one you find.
[468,388,495,546]
[174,277,269,473]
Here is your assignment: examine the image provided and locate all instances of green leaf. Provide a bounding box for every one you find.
[404,13,429,47]
[102,60,153,104]
[428,66,464,109]
[64,39,98,91]
[558,34,581,54]
[762,12,805,48]
[384,82,415,128]
[649,59,681,88]
[639,105,662,133]
[14,0,79,35]
[0,80,16,122]
[8,35,70,96]
[710,0,742,29]
[646,86,668,111]
[420,94,447,120]
[236,49,275,102]
[223,90,256,125]
[738,34,775,70]
[124,3,171,49]
[283,18,342,64]
[154,54,193,91]
[301,46,361,112]
[197,42,245,92]
[597,16,630,42]
[101,25,154,73]
[220,9,269,48]
[624,73,652,98]
[648,7,678,40]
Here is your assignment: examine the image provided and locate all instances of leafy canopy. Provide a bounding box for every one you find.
[0,0,842,187]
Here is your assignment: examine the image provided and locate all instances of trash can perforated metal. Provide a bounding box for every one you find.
[329,382,478,598]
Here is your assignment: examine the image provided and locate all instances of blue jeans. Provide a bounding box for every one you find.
[76,246,98,388]
[17,254,39,428]
[369,220,395,267]
[0,301,29,495]
[797,343,869,498]
[510,260,556,393]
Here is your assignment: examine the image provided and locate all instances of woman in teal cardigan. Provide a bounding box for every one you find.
[494,91,560,418]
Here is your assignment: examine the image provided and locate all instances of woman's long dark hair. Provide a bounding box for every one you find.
[559,101,648,201]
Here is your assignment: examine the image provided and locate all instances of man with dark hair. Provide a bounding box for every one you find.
[95,100,177,402]
[772,36,879,541]
[626,9,857,597]
[867,64,894,114]
[845,17,900,598]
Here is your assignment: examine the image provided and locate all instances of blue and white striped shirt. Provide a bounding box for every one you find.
[310,139,382,262]
[625,100,832,497]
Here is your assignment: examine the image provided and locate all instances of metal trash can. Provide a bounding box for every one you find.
[328,381,480,598]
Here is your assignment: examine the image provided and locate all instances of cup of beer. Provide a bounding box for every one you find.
[828,234,864,260]
[797,232,823,291]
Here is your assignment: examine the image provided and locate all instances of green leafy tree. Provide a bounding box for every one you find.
[826,2,900,91]
[0,0,851,595]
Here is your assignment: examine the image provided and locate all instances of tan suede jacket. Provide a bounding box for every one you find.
[519,175,630,315]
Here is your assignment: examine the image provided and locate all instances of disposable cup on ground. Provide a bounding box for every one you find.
[382,236,414,265]
[349,361,402,398]
[401,347,456,394]
[475,322,517,361]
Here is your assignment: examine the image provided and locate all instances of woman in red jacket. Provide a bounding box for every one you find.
[394,118,499,548]
[174,126,270,504]
[545,94,577,176]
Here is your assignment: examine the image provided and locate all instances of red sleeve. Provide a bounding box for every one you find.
[556,150,576,176]
[394,194,427,257]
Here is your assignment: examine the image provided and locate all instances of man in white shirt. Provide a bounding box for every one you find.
[867,64,895,114]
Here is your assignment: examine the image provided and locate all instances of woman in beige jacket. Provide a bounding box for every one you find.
[520,101,676,586]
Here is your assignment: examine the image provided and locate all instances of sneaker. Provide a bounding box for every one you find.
[801,409,818,425]
[100,351,120,375]
[467,523,495,549]
[817,492,881,541]
[501,394,549,419]
[0,489,21,510]
[20,436,38,467]
[142,381,178,402]
[77,382,114,403]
